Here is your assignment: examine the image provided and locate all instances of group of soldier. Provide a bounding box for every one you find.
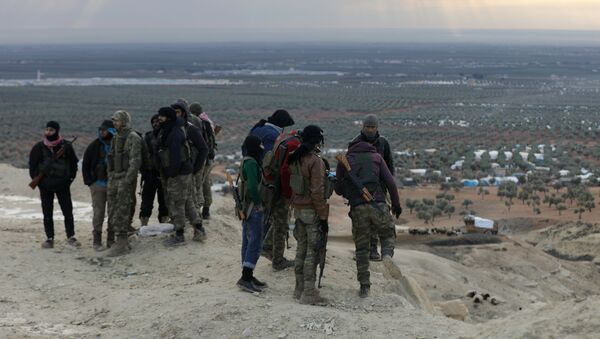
[28,99,217,257]
[236,111,402,304]
[29,103,402,304]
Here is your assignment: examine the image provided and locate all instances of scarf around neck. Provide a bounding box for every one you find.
[43,134,64,149]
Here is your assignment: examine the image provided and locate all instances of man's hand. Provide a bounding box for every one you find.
[392,205,402,219]
[319,219,329,233]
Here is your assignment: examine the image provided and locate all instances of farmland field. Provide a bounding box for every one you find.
[2,43,600,175]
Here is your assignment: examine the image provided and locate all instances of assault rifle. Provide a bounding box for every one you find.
[29,136,78,190]
[334,153,375,203]
[226,172,246,220]
[316,226,328,288]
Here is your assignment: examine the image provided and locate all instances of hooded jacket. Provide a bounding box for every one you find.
[157,117,193,178]
[107,110,142,185]
[335,141,400,208]
[82,129,114,186]
[250,123,283,155]
[349,132,394,175]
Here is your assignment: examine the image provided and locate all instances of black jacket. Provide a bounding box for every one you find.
[82,138,110,186]
[157,118,193,178]
[185,122,209,174]
[29,140,78,191]
[349,132,394,175]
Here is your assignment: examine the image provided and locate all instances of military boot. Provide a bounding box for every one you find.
[158,216,170,224]
[192,223,207,242]
[272,258,295,272]
[106,231,115,248]
[293,275,304,300]
[105,235,129,257]
[41,238,54,249]
[92,231,104,251]
[139,216,149,226]
[369,245,381,261]
[164,230,185,247]
[359,284,370,298]
[299,288,328,306]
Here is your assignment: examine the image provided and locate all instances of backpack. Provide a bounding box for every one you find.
[261,131,302,202]
[201,119,217,160]
[289,155,335,199]
[134,130,153,173]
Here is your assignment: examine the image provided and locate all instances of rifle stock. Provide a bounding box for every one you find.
[335,153,375,202]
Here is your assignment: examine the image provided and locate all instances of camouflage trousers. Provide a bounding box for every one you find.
[201,161,213,208]
[263,198,290,264]
[293,208,320,290]
[107,175,137,237]
[165,174,201,232]
[350,203,396,286]
[192,170,205,212]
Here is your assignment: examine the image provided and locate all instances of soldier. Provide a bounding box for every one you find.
[139,114,169,226]
[171,99,209,238]
[236,135,268,293]
[189,102,218,220]
[155,107,204,245]
[29,121,79,249]
[249,109,296,271]
[334,140,402,298]
[82,120,115,250]
[348,114,394,261]
[287,125,330,305]
[105,111,143,257]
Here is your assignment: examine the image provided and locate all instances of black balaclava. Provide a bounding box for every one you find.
[267,109,295,128]
[243,135,263,164]
[46,121,60,141]
[288,125,323,165]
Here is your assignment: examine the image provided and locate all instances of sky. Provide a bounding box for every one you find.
[1,0,600,44]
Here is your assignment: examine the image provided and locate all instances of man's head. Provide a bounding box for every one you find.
[301,125,324,146]
[243,135,263,161]
[111,110,131,131]
[98,120,114,140]
[45,121,60,141]
[267,109,294,128]
[150,114,161,130]
[171,98,189,119]
[158,107,177,124]
[189,102,203,116]
[362,114,379,139]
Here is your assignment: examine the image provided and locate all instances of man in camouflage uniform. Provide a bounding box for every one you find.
[334,140,402,298]
[105,110,142,257]
[171,99,208,237]
[288,125,330,306]
[156,107,205,245]
[189,102,217,220]
[348,114,395,261]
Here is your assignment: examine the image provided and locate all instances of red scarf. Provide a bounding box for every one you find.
[43,134,64,150]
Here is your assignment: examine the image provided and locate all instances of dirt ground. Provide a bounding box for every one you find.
[1,164,600,338]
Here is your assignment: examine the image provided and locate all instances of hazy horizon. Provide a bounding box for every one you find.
[3,0,600,45]
[2,29,600,47]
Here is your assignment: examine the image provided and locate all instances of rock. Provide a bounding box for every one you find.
[278,333,287,338]
[482,293,490,300]
[473,294,483,303]
[436,300,469,321]
[466,290,477,298]
[490,297,503,305]
[242,327,252,337]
